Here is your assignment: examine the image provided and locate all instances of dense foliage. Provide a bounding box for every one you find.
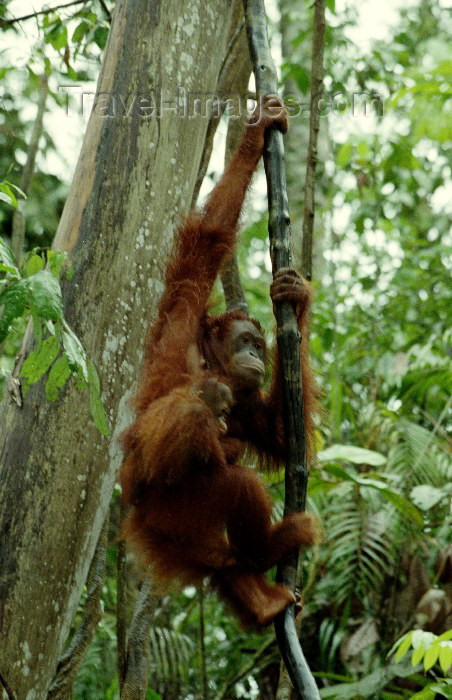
[0,0,450,697]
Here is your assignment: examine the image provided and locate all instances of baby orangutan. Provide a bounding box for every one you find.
[120,97,320,626]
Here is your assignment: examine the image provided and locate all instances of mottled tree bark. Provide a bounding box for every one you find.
[0,1,234,697]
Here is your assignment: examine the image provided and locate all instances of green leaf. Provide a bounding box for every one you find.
[379,489,424,526]
[5,181,26,198]
[0,183,17,207]
[62,325,88,381]
[25,254,45,277]
[45,355,71,401]
[424,643,440,670]
[20,336,60,385]
[47,250,67,279]
[93,25,108,49]
[0,239,20,278]
[0,191,16,206]
[336,142,352,168]
[437,631,452,643]
[318,444,386,466]
[89,393,110,436]
[439,644,452,673]
[0,281,28,342]
[286,64,310,94]
[72,20,90,43]
[26,271,64,321]
[356,141,371,159]
[412,645,425,666]
[429,682,452,700]
[409,688,436,700]
[410,484,445,511]
[87,359,101,394]
[46,23,68,50]
[394,632,413,662]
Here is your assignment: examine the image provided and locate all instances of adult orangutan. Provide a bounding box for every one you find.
[119,97,320,626]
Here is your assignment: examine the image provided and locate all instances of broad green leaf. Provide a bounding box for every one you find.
[87,360,110,436]
[437,631,452,643]
[89,393,110,437]
[0,183,17,207]
[0,262,20,284]
[0,239,20,278]
[409,688,436,700]
[318,444,386,466]
[336,142,352,168]
[5,181,26,198]
[424,643,440,670]
[429,681,452,699]
[45,355,71,402]
[0,281,28,341]
[47,23,68,50]
[20,336,60,385]
[0,192,15,206]
[72,20,90,43]
[87,359,101,394]
[286,64,310,94]
[394,632,413,662]
[26,271,63,321]
[411,484,445,511]
[379,490,424,526]
[62,326,88,381]
[429,679,452,700]
[356,141,371,159]
[93,25,109,49]
[25,254,45,277]
[47,250,67,279]
[439,644,452,673]
[412,645,425,666]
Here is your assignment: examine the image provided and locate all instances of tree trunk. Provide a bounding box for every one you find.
[0,1,234,697]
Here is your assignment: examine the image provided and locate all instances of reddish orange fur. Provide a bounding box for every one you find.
[120,99,319,627]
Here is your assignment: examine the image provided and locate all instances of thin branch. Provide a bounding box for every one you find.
[301,0,326,282]
[98,0,111,21]
[47,515,109,699]
[242,1,321,698]
[0,0,88,27]
[218,19,246,80]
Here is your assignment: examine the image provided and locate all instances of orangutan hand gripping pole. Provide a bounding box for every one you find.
[119,97,320,627]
